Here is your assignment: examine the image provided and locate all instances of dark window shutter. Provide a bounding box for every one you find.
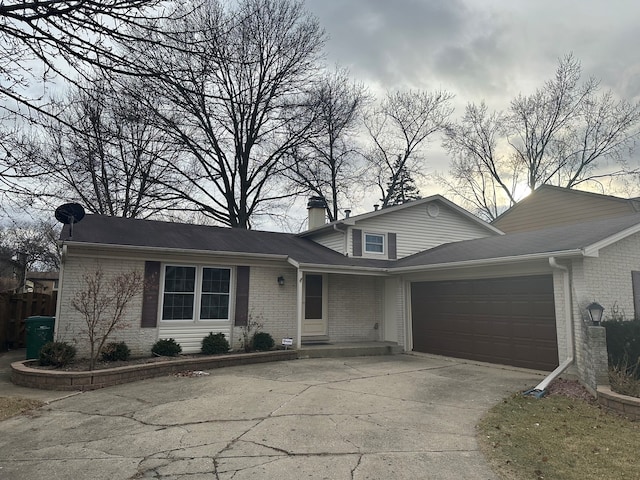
[388,233,397,260]
[141,261,160,328]
[633,271,640,318]
[235,266,250,326]
[352,229,362,257]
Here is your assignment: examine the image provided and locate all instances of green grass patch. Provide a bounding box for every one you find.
[0,396,43,422]
[478,394,640,480]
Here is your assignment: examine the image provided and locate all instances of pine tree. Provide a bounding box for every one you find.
[384,157,421,206]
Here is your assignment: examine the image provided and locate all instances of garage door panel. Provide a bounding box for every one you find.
[411,275,558,371]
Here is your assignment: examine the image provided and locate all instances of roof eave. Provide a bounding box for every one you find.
[389,249,584,274]
[63,241,291,262]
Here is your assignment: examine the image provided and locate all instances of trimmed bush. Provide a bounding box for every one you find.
[101,341,131,362]
[39,341,76,367]
[602,319,640,378]
[152,338,182,357]
[201,332,230,355]
[253,332,275,351]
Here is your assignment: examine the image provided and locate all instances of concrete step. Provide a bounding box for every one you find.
[297,342,402,359]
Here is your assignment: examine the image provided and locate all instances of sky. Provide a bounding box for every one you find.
[293,0,640,217]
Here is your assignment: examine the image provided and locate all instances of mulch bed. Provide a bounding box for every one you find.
[547,378,596,403]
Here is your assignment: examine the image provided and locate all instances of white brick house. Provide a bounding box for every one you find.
[54,194,640,393]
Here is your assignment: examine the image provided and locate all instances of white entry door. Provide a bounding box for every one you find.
[302,274,327,336]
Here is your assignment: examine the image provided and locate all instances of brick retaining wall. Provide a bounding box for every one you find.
[11,350,298,391]
[598,386,640,420]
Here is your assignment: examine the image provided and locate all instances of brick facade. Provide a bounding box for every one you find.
[56,257,156,357]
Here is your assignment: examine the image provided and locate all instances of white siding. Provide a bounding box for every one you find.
[158,324,230,354]
[309,229,345,254]
[347,201,496,259]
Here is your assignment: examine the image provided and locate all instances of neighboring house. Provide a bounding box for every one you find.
[54,193,640,393]
[25,271,59,294]
[493,184,640,233]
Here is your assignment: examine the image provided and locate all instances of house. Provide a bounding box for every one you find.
[493,184,640,233]
[54,193,640,393]
[25,271,59,294]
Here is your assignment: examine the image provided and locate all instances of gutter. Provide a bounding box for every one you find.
[525,257,574,398]
[62,241,290,262]
[389,249,583,274]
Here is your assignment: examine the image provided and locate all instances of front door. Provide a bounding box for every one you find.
[302,274,327,336]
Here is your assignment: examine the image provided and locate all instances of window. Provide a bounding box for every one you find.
[364,233,385,254]
[305,274,323,319]
[162,265,231,321]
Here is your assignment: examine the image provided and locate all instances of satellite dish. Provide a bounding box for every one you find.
[55,203,85,239]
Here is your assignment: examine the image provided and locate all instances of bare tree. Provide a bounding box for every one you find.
[0,219,61,272]
[71,266,143,370]
[444,55,640,220]
[19,75,184,219]
[124,0,326,228]
[364,89,454,208]
[0,1,180,214]
[284,67,367,222]
[0,1,174,113]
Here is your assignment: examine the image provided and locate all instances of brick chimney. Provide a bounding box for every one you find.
[307,196,327,230]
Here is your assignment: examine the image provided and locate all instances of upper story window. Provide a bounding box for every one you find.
[162,265,231,321]
[364,233,385,254]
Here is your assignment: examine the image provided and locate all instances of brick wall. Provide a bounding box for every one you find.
[327,274,383,342]
[56,257,156,358]
[581,232,640,320]
[567,232,640,392]
[237,265,298,350]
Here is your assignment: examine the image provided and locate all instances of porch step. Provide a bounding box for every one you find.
[301,335,330,344]
[297,341,402,359]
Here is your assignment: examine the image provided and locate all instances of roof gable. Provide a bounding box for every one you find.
[493,185,640,233]
[395,213,640,270]
[300,195,502,237]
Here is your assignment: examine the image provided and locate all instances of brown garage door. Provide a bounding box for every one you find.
[411,275,558,371]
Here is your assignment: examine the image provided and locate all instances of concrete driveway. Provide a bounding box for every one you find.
[0,354,541,479]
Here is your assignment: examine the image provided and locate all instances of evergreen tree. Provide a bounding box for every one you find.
[384,157,421,206]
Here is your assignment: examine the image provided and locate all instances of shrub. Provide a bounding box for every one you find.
[253,332,275,351]
[39,341,76,367]
[101,341,131,362]
[152,338,182,357]
[602,319,640,378]
[201,332,230,355]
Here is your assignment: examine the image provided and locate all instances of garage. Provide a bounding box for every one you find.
[411,275,558,371]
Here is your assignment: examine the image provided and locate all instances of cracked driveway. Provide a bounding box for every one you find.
[0,354,541,479]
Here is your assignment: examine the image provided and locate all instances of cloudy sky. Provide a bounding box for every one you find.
[307,0,640,105]
[298,0,640,208]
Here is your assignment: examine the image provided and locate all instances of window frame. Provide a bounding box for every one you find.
[364,232,386,255]
[160,264,233,324]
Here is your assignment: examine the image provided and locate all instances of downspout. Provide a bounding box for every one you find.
[296,268,303,349]
[333,224,348,255]
[53,244,67,340]
[525,257,574,398]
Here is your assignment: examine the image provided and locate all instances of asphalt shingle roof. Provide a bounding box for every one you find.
[62,215,390,268]
[62,212,640,271]
[393,213,640,268]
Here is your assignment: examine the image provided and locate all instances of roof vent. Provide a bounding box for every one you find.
[344,209,351,218]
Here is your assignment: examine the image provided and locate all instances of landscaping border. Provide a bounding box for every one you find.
[11,350,298,391]
[597,386,640,420]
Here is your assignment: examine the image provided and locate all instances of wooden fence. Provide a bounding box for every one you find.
[0,291,57,351]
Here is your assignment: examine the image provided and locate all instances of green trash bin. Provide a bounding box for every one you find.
[25,316,55,360]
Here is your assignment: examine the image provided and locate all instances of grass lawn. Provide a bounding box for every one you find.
[478,390,640,480]
[0,397,43,422]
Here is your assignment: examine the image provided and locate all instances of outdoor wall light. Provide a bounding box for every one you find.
[587,301,605,325]
[277,276,285,286]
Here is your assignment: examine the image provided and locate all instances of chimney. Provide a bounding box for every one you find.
[307,196,327,230]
